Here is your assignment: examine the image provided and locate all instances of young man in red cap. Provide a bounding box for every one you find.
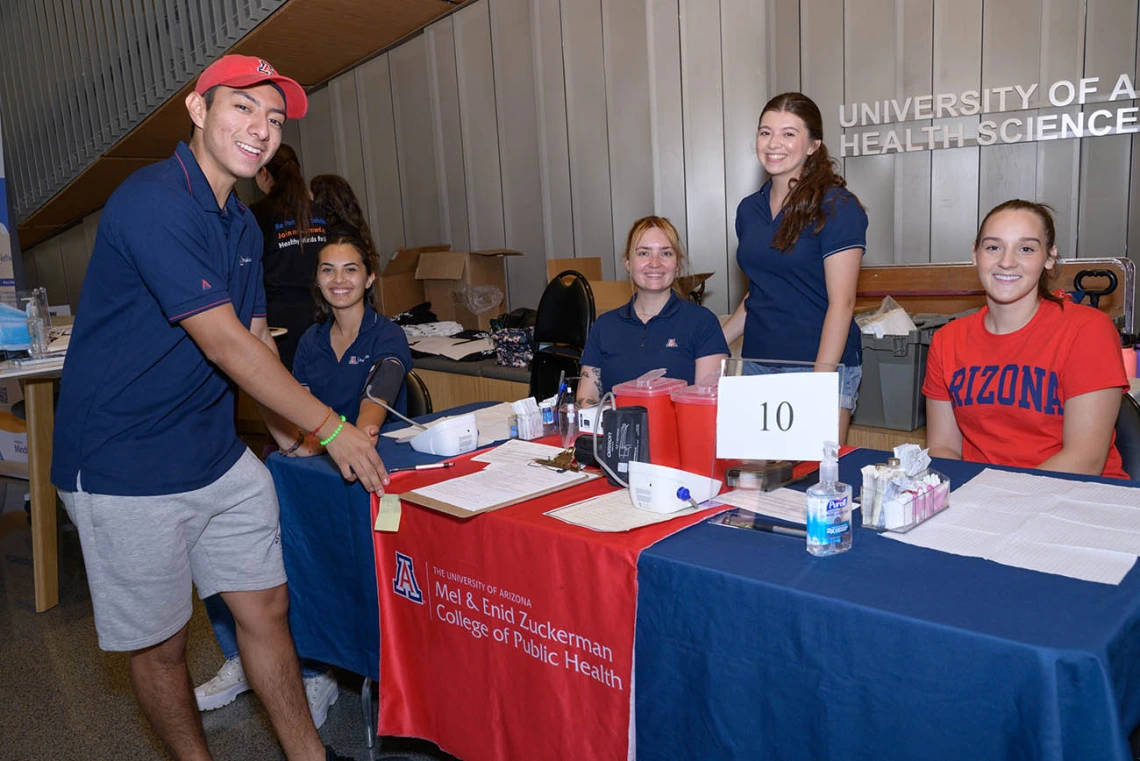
[51,55,378,761]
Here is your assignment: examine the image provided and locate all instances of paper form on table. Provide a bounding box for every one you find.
[713,488,808,526]
[885,468,1140,585]
[404,462,596,517]
[472,439,564,467]
[547,489,702,532]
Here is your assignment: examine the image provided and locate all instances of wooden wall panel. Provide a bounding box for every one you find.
[929,0,981,262]
[768,0,800,94]
[1076,0,1137,258]
[800,0,844,175]
[490,0,548,308]
[356,55,408,257]
[454,1,507,250]
[57,223,89,313]
[425,17,471,250]
[560,0,615,273]
[532,0,575,261]
[298,85,338,180]
[894,0,933,263]
[602,0,654,273]
[844,0,896,264]
[721,0,768,307]
[679,0,728,314]
[646,0,687,247]
[390,36,444,248]
[328,71,369,214]
[31,237,67,309]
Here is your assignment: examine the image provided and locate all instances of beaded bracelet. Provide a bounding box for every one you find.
[280,432,306,456]
[319,415,347,447]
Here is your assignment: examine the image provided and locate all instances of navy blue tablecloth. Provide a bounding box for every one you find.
[635,451,1140,761]
[266,402,496,681]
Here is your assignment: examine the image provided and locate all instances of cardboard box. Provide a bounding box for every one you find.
[589,280,633,315]
[0,410,27,465]
[415,249,520,330]
[546,257,603,282]
[377,245,450,317]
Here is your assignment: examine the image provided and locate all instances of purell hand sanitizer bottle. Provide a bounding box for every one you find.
[806,441,853,556]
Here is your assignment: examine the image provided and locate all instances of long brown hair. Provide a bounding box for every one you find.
[974,199,1062,306]
[761,93,855,252]
[310,174,380,266]
[623,216,689,297]
[260,144,311,232]
[312,224,381,323]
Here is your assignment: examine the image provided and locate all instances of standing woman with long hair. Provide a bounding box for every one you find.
[251,144,327,368]
[310,174,380,265]
[722,92,868,443]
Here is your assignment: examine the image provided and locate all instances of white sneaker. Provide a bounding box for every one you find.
[304,671,339,729]
[194,657,251,711]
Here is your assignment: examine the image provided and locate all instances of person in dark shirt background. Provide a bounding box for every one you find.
[251,144,326,368]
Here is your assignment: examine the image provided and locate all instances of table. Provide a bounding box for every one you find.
[0,356,65,612]
[265,402,492,679]
[635,450,1140,761]
[269,403,717,761]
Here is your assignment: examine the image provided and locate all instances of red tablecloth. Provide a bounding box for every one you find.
[371,450,722,761]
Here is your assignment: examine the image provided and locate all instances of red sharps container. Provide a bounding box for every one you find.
[612,371,686,469]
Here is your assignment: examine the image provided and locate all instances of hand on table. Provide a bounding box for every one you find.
[325,422,390,493]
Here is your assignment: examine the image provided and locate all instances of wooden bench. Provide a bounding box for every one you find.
[856,258,1134,330]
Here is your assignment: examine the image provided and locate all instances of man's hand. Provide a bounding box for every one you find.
[325,421,390,493]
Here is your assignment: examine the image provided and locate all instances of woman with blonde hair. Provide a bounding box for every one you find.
[576,215,728,407]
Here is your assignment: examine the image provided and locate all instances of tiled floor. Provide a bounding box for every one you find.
[0,479,457,761]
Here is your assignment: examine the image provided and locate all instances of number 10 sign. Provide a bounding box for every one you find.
[715,372,839,461]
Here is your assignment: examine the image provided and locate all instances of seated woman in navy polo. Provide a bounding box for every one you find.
[576,216,729,406]
[194,223,412,723]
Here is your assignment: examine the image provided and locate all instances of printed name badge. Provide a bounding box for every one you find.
[716,372,839,461]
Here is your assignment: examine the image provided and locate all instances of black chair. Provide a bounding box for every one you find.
[528,270,595,400]
[1115,392,1140,479]
[405,369,433,418]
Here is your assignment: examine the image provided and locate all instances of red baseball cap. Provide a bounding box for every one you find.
[195,55,308,119]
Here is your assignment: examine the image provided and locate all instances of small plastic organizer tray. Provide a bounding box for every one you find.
[860,469,950,533]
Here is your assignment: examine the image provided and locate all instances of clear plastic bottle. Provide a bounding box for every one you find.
[806,441,853,556]
[557,401,578,448]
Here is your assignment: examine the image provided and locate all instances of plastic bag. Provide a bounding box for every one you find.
[854,295,917,338]
[460,284,504,315]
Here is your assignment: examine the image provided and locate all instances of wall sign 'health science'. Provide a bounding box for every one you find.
[839,73,1140,157]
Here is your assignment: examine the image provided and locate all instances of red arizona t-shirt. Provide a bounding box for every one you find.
[922,299,1129,479]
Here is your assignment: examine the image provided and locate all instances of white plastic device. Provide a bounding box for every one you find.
[577,404,604,435]
[627,460,722,514]
[409,413,479,457]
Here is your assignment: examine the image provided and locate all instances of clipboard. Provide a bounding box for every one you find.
[402,464,597,519]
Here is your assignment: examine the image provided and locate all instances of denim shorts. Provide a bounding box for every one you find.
[741,362,863,412]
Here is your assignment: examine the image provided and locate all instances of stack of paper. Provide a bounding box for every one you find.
[547,489,702,532]
[714,488,807,525]
[405,461,595,516]
[886,469,1140,585]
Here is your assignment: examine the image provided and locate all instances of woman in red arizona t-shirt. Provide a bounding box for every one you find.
[922,199,1129,479]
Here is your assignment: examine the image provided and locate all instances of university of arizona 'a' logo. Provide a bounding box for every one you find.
[257,59,275,75]
[392,552,424,604]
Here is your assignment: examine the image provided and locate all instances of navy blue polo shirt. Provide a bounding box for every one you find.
[292,306,413,423]
[52,142,266,496]
[579,292,729,392]
[736,181,867,367]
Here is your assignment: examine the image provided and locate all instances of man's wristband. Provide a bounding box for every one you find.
[320,416,347,447]
[280,432,306,456]
[309,407,334,437]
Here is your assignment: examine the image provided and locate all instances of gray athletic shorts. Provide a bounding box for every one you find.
[59,448,287,652]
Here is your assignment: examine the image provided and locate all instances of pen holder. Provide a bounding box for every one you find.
[861,468,950,532]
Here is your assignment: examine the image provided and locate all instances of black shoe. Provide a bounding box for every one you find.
[324,746,354,761]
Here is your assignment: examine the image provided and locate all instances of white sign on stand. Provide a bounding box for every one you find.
[716,372,839,461]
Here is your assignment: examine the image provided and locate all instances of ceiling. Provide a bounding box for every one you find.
[16,0,465,249]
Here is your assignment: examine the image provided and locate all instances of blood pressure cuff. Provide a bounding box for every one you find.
[362,356,406,405]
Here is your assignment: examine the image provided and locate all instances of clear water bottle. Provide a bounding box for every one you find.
[557,401,578,448]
